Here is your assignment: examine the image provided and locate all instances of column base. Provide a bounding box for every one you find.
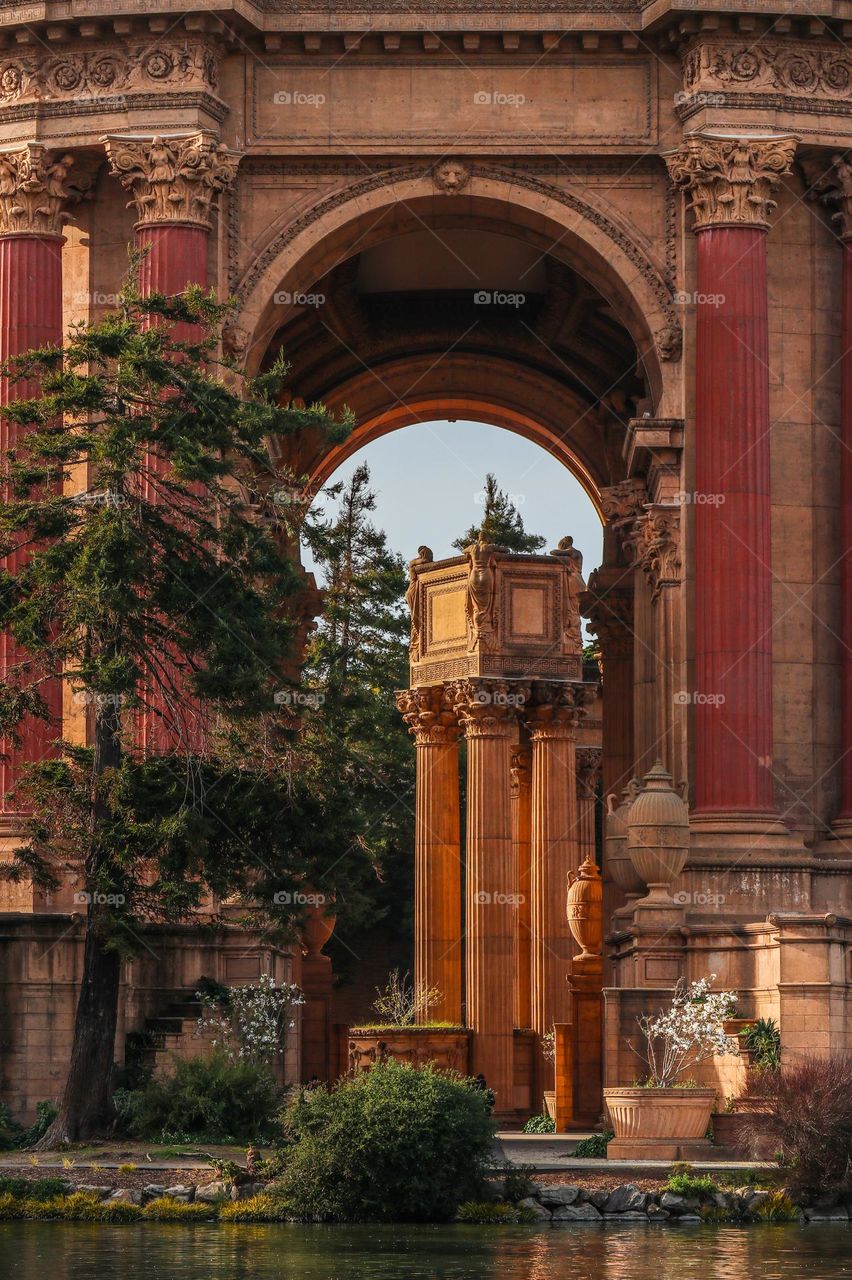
[812,820,852,859]
[689,811,809,861]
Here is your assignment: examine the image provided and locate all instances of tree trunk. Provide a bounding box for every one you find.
[35,699,123,1147]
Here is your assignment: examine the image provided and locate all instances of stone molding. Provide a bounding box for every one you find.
[103,132,240,230]
[394,686,459,746]
[810,153,852,243]
[665,133,797,231]
[0,39,221,107]
[683,38,852,104]
[0,144,84,237]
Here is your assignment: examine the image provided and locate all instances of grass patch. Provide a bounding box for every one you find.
[219,1194,286,1223]
[456,1201,520,1224]
[665,1164,718,1199]
[143,1197,215,1222]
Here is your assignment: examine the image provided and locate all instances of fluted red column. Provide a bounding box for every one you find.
[396,688,462,1024]
[837,232,852,828]
[667,134,797,820]
[0,232,65,813]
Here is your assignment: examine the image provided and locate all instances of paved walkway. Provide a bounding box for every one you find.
[494,1132,773,1174]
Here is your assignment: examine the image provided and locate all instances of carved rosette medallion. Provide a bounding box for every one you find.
[0,145,83,238]
[683,39,852,103]
[395,686,459,745]
[0,40,220,106]
[811,153,852,243]
[665,133,797,231]
[103,133,240,230]
[450,679,518,738]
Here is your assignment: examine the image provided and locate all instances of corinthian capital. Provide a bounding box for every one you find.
[0,145,82,237]
[103,132,240,230]
[666,133,797,231]
[395,686,459,745]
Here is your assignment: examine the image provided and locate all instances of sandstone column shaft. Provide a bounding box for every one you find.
[511,744,533,1030]
[455,683,515,1111]
[414,735,462,1024]
[839,236,852,824]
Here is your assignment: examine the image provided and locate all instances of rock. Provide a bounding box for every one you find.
[804,1206,849,1222]
[647,1204,670,1221]
[229,1181,266,1201]
[581,1188,610,1210]
[552,1202,602,1222]
[107,1188,142,1206]
[677,1214,702,1223]
[164,1184,195,1203]
[713,1192,731,1210]
[518,1197,552,1222]
[660,1191,686,1212]
[603,1211,648,1221]
[538,1184,581,1208]
[744,1190,769,1213]
[72,1184,111,1199]
[195,1181,228,1203]
[142,1184,169,1200]
[605,1184,647,1214]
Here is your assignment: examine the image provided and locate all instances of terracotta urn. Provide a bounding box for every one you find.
[605,781,644,911]
[566,856,603,960]
[603,1085,717,1159]
[626,762,690,904]
[302,898,337,959]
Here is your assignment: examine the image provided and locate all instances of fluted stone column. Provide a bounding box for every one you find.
[0,147,80,817]
[104,133,240,753]
[396,687,462,1024]
[576,746,602,867]
[633,505,683,786]
[510,742,533,1031]
[453,679,515,1111]
[526,686,584,1073]
[667,133,797,823]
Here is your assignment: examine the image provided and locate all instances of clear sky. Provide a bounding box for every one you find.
[303,418,603,583]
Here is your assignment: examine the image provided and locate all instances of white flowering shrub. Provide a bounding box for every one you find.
[196,972,304,1065]
[635,974,738,1087]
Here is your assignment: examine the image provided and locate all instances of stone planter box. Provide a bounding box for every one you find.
[348,1026,470,1076]
[604,1086,716,1160]
[711,1111,745,1152]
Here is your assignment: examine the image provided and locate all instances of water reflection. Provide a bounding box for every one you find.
[0,1222,848,1279]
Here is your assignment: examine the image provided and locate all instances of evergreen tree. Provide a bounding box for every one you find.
[452,472,546,553]
[0,270,371,1143]
[300,463,415,953]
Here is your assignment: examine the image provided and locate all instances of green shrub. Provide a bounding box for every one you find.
[218,1194,285,1222]
[115,1051,282,1142]
[522,1113,555,1134]
[0,1193,24,1220]
[0,1176,70,1201]
[751,1191,800,1223]
[571,1131,612,1158]
[143,1197,214,1222]
[456,1200,519,1224]
[665,1164,717,1198]
[272,1060,495,1222]
[502,1163,536,1203]
[740,1018,781,1071]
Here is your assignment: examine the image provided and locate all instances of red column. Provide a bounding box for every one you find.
[667,134,796,822]
[836,235,852,829]
[0,234,64,814]
[693,225,774,815]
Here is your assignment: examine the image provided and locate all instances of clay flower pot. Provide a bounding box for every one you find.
[626,762,690,904]
[604,1086,717,1159]
[566,856,603,959]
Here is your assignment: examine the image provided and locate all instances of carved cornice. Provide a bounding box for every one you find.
[810,153,852,243]
[0,144,85,238]
[450,680,519,738]
[666,133,797,232]
[395,686,459,745]
[683,39,852,104]
[103,132,240,230]
[0,39,221,107]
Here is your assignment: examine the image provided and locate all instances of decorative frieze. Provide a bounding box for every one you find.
[0,40,220,106]
[103,132,240,229]
[683,39,852,102]
[665,133,797,231]
[0,145,83,238]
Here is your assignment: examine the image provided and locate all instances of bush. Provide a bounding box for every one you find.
[738,1054,852,1199]
[741,1018,781,1071]
[0,1101,58,1150]
[0,1176,70,1201]
[522,1113,555,1134]
[751,1191,800,1223]
[143,1197,215,1222]
[502,1164,536,1203]
[571,1131,612,1158]
[219,1194,285,1222]
[271,1060,495,1222]
[115,1052,283,1142]
[456,1201,518,1224]
[665,1164,717,1198]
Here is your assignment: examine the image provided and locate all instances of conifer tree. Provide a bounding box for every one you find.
[452,472,546,553]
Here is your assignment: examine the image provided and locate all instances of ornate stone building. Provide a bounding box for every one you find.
[1,2,851,1118]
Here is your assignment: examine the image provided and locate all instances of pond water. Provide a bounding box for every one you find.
[0,1222,849,1279]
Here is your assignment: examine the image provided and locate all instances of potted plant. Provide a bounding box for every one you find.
[604,974,738,1159]
[739,1017,781,1072]
[348,969,470,1076]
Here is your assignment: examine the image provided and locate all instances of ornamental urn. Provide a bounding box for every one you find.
[605,780,644,905]
[626,762,689,903]
[566,856,603,959]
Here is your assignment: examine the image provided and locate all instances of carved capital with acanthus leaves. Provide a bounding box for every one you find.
[665,133,797,231]
[450,679,522,738]
[103,132,240,230]
[523,682,588,743]
[395,686,459,746]
[633,506,682,601]
[0,145,85,238]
